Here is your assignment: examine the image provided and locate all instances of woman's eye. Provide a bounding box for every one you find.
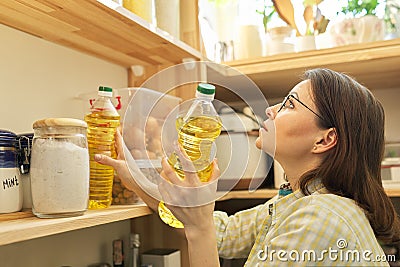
[285,99,294,109]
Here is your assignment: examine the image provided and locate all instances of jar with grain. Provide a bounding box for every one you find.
[30,118,89,218]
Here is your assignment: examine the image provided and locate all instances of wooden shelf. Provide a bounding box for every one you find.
[219,187,400,201]
[218,188,278,201]
[211,39,400,102]
[385,188,400,197]
[0,0,201,68]
[1,188,399,246]
[0,203,152,246]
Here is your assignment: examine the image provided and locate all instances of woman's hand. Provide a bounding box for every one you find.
[94,129,129,180]
[94,129,159,211]
[159,145,220,230]
[159,146,221,267]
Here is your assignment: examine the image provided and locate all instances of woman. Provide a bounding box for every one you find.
[96,68,400,266]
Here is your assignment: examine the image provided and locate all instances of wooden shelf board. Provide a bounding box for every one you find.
[219,187,400,201]
[0,0,201,68]
[0,203,152,246]
[218,189,278,201]
[384,188,400,197]
[0,187,398,246]
[219,39,400,100]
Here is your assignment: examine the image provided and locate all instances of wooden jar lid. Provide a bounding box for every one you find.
[33,118,87,129]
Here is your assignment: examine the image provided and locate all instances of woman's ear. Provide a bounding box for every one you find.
[313,128,337,153]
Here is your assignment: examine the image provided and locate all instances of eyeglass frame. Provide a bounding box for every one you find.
[277,94,330,126]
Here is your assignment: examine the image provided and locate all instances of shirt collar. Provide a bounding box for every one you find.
[271,179,327,222]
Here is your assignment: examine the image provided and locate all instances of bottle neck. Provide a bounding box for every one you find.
[195,91,215,101]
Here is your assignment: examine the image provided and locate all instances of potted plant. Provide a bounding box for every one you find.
[295,0,330,52]
[257,0,276,34]
[329,0,385,46]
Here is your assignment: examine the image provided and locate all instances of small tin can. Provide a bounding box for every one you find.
[0,129,22,213]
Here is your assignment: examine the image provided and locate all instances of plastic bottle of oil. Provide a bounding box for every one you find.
[158,83,222,228]
[85,86,120,209]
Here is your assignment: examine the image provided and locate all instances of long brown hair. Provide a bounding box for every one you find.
[299,68,400,244]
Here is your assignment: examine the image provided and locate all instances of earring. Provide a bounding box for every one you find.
[313,146,317,150]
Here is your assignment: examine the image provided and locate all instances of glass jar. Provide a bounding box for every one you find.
[30,118,89,218]
[0,129,22,213]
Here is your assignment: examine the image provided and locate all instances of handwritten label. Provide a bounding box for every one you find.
[2,175,19,190]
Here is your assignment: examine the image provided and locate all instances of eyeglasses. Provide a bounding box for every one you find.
[278,94,327,123]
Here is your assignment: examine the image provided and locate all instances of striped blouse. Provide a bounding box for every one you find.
[214,180,391,266]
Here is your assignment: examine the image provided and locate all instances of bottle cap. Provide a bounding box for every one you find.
[98,86,113,97]
[197,83,215,95]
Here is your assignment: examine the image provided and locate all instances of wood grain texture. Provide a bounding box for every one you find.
[0,204,151,246]
[0,0,201,67]
[32,118,87,128]
[222,39,400,100]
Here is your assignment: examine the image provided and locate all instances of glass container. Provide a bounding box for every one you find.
[30,118,89,218]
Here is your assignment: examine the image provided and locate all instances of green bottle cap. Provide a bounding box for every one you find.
[197,83,215,95]
[99,86,113,92]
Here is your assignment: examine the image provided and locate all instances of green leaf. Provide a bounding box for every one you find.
[341,0,378,17]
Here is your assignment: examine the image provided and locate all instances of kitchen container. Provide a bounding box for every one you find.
[122,0,154,24]
[122,87,181,185]
[142,248,181,267]
[155,0,180,38]
[77,88,181,205]
[30,118,89,218]
[266,26,295,56]
[0,130,22,213]
[382,143,400,189]
[215,107,270,191]
[16,133,33,209]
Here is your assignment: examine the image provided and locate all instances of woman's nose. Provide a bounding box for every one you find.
[266,104,279,119]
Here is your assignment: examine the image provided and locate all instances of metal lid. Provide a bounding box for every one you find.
[33,118,88,129]
[17,133,34,148]
[0,129,17,147]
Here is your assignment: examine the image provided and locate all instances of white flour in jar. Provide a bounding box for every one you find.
[30,139,89,214]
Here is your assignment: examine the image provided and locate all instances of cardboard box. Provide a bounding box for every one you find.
[141,248,181,267]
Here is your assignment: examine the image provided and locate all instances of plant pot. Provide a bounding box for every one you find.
[329,15,384,46]
[266,26,295,56]
[295,35,316,52]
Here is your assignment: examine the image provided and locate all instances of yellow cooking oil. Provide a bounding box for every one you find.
[85,111,120,209]
[158,115,222,228]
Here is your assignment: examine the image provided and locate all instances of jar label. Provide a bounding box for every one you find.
[0,168,22,213]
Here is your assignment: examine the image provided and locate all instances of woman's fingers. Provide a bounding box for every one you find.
[94,154,118,169]
[173,142,201,185]
[160,157,182,185]
[209,159,220,182]
[115,128,125,160]
[164,143,220,187]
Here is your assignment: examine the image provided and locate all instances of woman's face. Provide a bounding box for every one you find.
[256,80,322,162]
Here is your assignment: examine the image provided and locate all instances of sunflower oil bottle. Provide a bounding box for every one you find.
[158,83,222,228]
[85,86,120,209]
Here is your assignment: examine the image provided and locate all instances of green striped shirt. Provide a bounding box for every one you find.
[214,181,391,266]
